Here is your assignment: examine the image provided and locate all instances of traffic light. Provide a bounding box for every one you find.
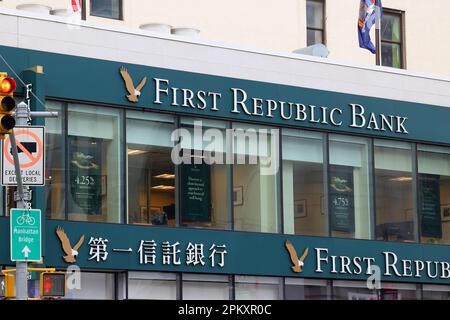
[0,275,4,298]
[0,72,16,139]
[40,272,66,298]
[0,274,15,298]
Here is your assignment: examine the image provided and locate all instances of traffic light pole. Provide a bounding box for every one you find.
[11,102,58,300]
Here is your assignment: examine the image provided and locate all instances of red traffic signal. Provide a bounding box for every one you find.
[40,272,66,298]
[0,77,16,95]
[0,73,16,139]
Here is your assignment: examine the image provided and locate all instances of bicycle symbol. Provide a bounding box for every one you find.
[16,212,35,226]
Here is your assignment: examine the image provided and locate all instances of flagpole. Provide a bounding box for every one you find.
[375,0,382,66]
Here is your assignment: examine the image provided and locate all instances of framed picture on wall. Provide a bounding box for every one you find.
[233,186,244,206]
[441,204,450,222]
[294,199,307,218]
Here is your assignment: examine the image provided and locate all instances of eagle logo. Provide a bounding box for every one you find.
[56,226,85,263]
[119,67,147,102]
[284,240,309,273]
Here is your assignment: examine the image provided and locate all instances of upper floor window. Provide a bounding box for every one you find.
[306,0,325,46]
[381,9,405,69]
[90,0,122,20]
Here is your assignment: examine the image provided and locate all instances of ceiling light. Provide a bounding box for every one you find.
[389,177,412,182]
[128,149,147,156]
[151,185,175,191]
[154,174,175,179]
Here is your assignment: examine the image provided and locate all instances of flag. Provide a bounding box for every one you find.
[358,0,382,54]
[72,0,82,13]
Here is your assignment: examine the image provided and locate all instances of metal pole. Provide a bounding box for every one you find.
[375,0,382,66]
[9,102,58,300]
[11,102,30,300]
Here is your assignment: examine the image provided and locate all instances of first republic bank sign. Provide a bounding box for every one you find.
[285,241,450,282]
[119,66,409,136]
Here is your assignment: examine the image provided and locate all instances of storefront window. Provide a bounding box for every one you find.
[282,129,326,236]
[235,276,282,300]
[374,140,416,242]
[127,111,175,226]
[285,278,330,300]
[422,284,450,300]
[418,145,450,244]
[334,281,419,300]
[379,282,420,300]
[233,124,279,233]
[182,273,230,300]
[45,101,65,220]
[128,272,177,300]
[329,135,371,239]
[332,280,378,300]
[179,118,230,230]
[68,104,123,223]
[65,272,115,300]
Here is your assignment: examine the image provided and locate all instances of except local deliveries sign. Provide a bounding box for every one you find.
[1,45,450,145]
[10,209,42,262]
[0,219,450,285]
[2,126,45,186]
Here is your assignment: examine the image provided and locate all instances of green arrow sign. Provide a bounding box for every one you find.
[10,209,41,262]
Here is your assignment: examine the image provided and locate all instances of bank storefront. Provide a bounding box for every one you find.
[1,43,450,300]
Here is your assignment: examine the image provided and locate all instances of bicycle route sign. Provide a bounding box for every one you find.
[10,208,41,262]
[1,126,45,186]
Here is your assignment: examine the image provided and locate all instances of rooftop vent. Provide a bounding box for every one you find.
[293,44,330,58]
[171,27,200,38]
[16,4,51,15]
[50,8,74,17]
[139,23,172,34]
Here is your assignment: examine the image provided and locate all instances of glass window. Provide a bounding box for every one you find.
[381,10,404,69]
[329,135,371,239]
[285,278,330,300]
[127,111,176,226]
[65,272,115,300]
[418,145,450,244]
[379,282,420,300]
[332,280,378,300]
[423,284,450,300]
[45,101,65,220]
[235,276,282,300]
[90,0,122,20]
[183,273,230,300]
[68,104,123,223]
[233,123,279,233]
[179,118,230,230]
[374,140,415,242]
[306,0,325,46]
[282,129,325,236]
[128,272,177,300]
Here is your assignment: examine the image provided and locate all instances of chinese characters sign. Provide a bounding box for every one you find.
[85,237,227,268]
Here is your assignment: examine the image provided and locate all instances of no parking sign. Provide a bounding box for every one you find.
[1,126,45,186]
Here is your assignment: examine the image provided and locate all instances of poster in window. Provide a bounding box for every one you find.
[181,163,211,222]
[68,136,102,215]
[419,174,442,238]
[329,165,355,233]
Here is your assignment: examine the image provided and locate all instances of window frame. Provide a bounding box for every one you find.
[89,0,123,21]
[380,8,406,69]
[306,0,326,46]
